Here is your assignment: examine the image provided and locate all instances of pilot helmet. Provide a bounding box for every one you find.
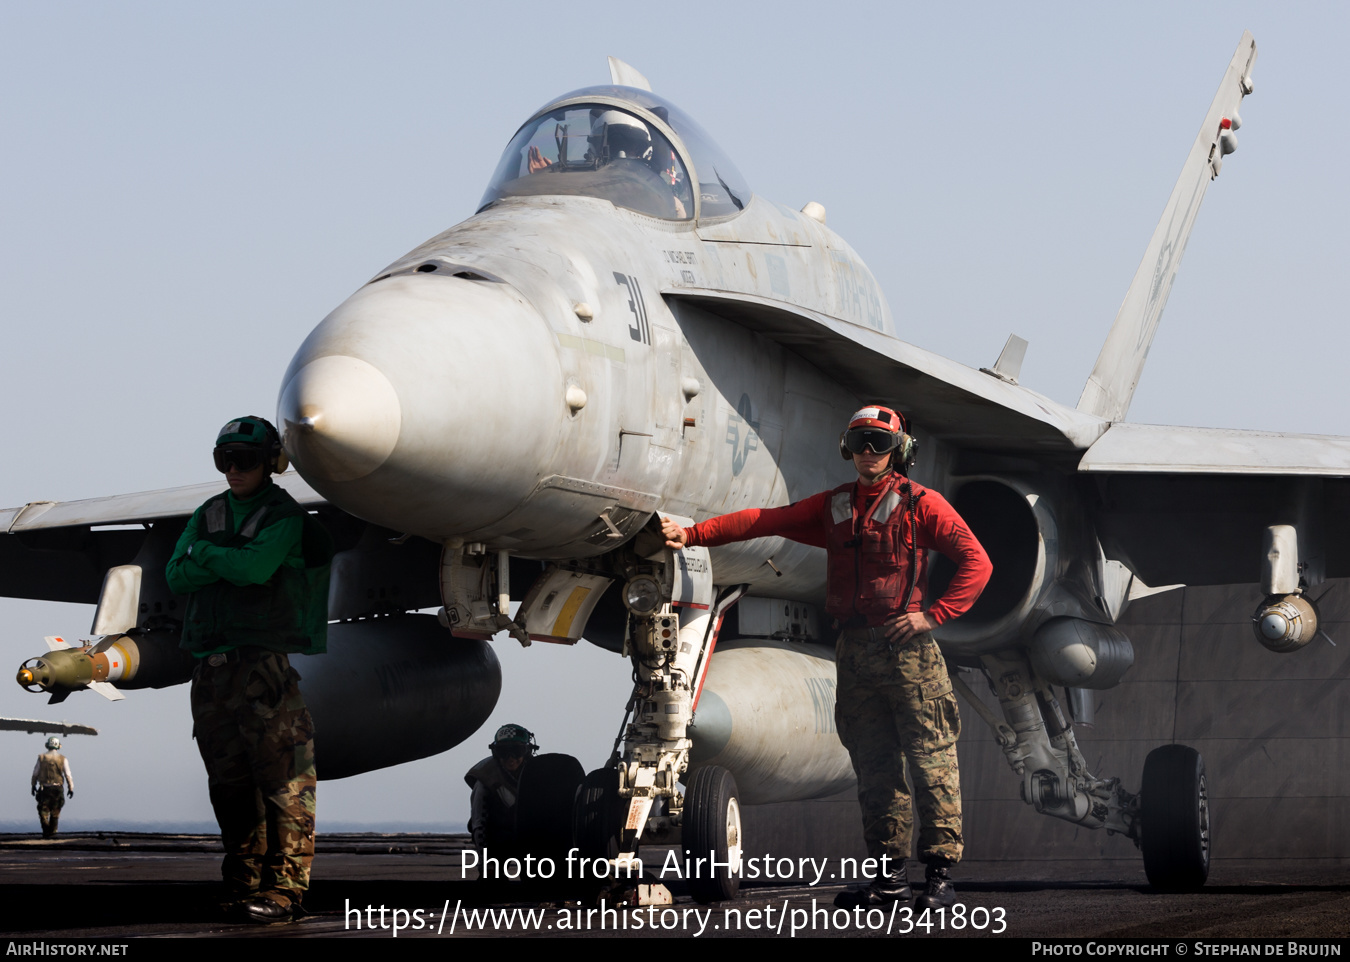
[45,736,60,751]
[839,405,916,471]
[589,110,652,162]
[213,416,288,475]
[490,723,538,760]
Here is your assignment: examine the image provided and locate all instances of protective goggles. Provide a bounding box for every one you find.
[494,744,533,760]
[843,427,901,456]
[213,444,266,474]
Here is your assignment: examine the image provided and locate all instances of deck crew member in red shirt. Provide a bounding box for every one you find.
[662,405,991,911]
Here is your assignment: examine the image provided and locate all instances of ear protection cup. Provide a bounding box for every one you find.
[895,432,917,472]
[249,416,288,474]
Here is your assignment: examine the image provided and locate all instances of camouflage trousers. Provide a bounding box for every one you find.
[835,629,963,865]
[191,648,317,908]
[36,785,65,837]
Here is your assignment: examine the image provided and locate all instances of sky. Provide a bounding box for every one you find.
[2,2,1347,830]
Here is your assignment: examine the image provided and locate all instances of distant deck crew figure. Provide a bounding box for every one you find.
[465,723,539,857]
[32,736,74,837]
[662,405,991,911]
[166,416,332,925]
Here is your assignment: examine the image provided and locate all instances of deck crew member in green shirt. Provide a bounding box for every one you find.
[166,416,331,924]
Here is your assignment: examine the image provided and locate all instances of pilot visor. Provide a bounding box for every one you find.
[213,444,265,474]
[843,428,900,456]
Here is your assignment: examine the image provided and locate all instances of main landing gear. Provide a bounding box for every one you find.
[1139,744,1210,891]
[957,651,1211,892]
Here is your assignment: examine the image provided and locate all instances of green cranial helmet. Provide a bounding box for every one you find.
[490,724,538,756]
[45,736,60,751]
[216,416,276,448]
[213,416,287,474]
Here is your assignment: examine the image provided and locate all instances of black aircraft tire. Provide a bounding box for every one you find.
[1140,744,1211,892]
[515,753,585,860]
[573,767,622,860]
[682,765,743,904]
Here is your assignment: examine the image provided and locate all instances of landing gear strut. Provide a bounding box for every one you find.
[586,516,747,901]
[959,652,1212,890]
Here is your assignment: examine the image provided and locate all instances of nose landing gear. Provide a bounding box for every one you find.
[572,516,749,902]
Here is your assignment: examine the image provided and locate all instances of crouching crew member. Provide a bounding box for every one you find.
[465,723,539,857]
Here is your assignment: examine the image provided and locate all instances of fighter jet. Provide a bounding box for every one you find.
[3,36,1336,897]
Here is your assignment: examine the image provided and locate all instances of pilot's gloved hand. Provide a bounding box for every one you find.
[31,786,37,796]
[67,790,74,799]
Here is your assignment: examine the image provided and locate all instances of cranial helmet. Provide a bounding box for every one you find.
[490,723,538,758]
[46,736,61,751]
[213,416,288,475]
[589,110,653,162]
[838,405,916,472]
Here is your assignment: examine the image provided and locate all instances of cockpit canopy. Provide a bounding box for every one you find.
[480,86,751,222]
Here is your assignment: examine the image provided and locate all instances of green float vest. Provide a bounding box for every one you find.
[181,485,332,656]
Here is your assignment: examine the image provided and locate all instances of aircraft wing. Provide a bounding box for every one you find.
[1079,424,1350,588]
[1080,423,1350,476]
[0,718,98,736]
[2,472,325,534]
[666,289,1106,453]
[1,473,326,605]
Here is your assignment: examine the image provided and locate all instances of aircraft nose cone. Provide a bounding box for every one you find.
[278,355,401,482]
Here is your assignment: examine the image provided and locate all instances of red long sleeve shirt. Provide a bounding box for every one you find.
[682,475,992,627]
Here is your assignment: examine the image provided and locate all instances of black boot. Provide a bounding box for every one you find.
[914,861,956,911]
[834,865,911,909]
[238,897,294,925]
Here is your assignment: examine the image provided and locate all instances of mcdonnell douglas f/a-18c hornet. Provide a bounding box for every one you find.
[6,35,1342,899]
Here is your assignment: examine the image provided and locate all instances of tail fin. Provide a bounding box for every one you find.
[1077,31,1257,422]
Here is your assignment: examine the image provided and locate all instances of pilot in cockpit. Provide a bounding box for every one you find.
[524,110,688,219]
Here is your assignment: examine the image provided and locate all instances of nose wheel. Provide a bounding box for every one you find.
[681,764,743,904]
[1139,744,1210,891]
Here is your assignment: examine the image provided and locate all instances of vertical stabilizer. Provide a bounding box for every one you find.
[608,56,652,91]
[1078,32,1257,422]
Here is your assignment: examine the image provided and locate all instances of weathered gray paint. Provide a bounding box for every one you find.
[957,580,1350,867]
[4,41,1348,870]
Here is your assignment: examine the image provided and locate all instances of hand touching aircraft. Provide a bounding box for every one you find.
[7,36,1336,897]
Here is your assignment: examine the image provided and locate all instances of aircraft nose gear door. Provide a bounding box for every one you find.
[584,513,747,893]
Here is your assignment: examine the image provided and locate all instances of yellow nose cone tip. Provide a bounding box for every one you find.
[278,356,402,483]
[17,668,34,685]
